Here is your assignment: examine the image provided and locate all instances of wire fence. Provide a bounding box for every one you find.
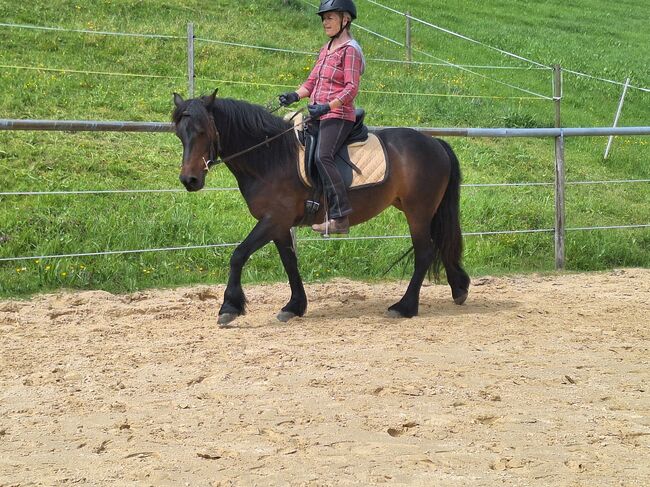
[295,0,553,100]
[1,120,648,265]
[0,21,552,70]
[1,14,648,267]
[363,0,550,69]
[0,63,547,101]
[3,178,650,197]
[2,225,649,264]
[3,19,648,96]
[359,1,650,93]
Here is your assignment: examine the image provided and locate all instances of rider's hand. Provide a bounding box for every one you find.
[278,92,300,107]
[308,103,331,119]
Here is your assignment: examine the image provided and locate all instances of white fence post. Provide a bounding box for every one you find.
[604,77,631,159]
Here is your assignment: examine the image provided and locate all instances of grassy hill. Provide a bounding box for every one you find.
[0,0,648,296]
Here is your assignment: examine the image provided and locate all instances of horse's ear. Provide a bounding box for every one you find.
[173,92,184,107]
[203,88,218,106]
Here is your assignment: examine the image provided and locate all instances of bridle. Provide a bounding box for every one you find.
[179,108,220,172]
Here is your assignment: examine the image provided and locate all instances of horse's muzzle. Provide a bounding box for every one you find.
[179,174,203,192]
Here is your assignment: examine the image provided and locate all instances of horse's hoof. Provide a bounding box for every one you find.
[218,313,238,327]
[386,309,406,319]
[453,292,468,305]
[277,311,297,323]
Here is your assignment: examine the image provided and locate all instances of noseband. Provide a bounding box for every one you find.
[204,111,221,171]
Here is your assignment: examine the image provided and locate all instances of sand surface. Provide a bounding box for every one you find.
[1,269,649,486]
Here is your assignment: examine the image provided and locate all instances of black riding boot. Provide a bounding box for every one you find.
[313,118,354,220]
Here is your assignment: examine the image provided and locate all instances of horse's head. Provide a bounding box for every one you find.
[172,89,221,192]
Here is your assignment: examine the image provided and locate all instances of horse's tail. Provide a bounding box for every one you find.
[429,138,463,280]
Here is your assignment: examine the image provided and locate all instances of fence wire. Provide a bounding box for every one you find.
[2,20,647,92]
[364,0,550,69]
[2,179,650,197]
[0,21,182,40]
[0,22,548,71]
[1,63,543,101]
[360,1,649,93]
[2,225,649,264]
[296,0,552,100]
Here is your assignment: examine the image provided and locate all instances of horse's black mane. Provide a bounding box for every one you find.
[173,96,299,176]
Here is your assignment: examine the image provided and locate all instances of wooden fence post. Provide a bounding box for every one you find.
[405,12,412,63]
[187,23,195,97]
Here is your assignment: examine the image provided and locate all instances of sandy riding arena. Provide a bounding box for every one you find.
[1,269,649,486]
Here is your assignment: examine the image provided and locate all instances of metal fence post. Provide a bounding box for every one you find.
[187,23,195,97]
[553,65,566,270]
[604,77,631,159]
[405,12,412,63]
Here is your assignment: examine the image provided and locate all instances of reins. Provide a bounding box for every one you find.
[207,107,310,169]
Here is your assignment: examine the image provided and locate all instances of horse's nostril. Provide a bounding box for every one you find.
[180,174,201,191]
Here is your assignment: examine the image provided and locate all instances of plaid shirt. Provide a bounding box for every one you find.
[301,40,365,122]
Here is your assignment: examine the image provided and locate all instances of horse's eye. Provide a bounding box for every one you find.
[191,121,205,135]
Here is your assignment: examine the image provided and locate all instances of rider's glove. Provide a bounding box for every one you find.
[278,92,300,107]
[308,103,331,119]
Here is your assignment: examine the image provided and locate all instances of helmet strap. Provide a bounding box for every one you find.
[328,18,350,41]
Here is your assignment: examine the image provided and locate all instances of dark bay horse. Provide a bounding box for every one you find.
[172,90,470,325]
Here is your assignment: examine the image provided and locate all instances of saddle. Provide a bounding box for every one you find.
[287,110,389,190]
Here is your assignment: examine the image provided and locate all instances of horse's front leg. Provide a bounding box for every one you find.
[218,217,274,326]
[274,231,307,322]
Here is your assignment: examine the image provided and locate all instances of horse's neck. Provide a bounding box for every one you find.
[214,113,262,156]
[212,104,296,185]
[224,161,251,191]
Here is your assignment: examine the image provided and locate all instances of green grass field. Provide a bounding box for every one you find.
[0,0,648,297]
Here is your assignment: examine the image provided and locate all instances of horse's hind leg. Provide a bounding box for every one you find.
[433,204,470,305]
[444,260,470,305]
[388,215,433,318]
[274,232,307,322]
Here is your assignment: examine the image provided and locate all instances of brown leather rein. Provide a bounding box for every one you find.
[205,107,309,170]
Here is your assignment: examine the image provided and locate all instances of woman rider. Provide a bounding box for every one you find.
[279,0,365,235]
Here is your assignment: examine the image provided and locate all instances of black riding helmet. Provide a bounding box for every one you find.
[317,0,357,20]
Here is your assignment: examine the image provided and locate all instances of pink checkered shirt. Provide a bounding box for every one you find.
[300,40,365,122]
